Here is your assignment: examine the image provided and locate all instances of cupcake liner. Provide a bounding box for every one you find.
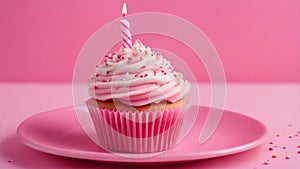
[86,102,187,153]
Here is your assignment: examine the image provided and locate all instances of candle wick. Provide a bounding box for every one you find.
[122,14,125,18]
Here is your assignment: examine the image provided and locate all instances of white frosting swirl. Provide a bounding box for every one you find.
[88,40,190,106]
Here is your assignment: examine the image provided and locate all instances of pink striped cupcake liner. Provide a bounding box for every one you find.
[86,102,187,153]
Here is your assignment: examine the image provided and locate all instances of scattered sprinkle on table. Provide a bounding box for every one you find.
[262,162,269,165]
[8,160,13,163]
[257,124,300,168]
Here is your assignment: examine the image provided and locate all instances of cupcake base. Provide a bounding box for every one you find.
[86,99,187,153]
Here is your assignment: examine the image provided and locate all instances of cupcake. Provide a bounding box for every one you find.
[86,40,190,153]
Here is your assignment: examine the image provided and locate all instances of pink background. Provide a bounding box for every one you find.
[0,0,299,82]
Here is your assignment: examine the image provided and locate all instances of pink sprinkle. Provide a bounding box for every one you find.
[96,74,100,77]
[117,54,122,59]
[262,162,269,165]
[174,74,177,77]
[106,71,109,74]
[297,151,300,154]
[141,66,146,69]
[104,55,109,58]
[269,142,273,145]
[153,71,156,76]
[94,86,98,90]
[144,74,148,77]
[288,136,292,138]
[282,146,287,149]
[140,75,143,78]
[285,156,290,160]
[161,70,165,73]
[108,56,113,59]
[268,148,273,151]
[116,59,120,62]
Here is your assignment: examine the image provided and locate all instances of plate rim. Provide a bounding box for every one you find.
[17,106,269,164]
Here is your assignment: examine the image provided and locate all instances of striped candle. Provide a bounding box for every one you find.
[121,3,132,49]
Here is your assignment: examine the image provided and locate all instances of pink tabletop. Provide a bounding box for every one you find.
[1,83,300,168]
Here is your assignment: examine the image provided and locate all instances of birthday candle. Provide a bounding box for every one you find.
[121,3,132,49]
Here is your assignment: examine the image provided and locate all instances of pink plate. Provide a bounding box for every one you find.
[17,106,268,165]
